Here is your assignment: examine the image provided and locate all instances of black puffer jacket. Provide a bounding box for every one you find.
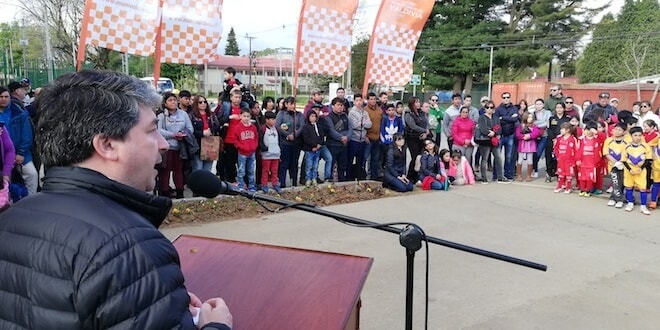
[0,167,225,329]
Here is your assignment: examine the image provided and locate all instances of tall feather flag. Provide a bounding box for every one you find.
[77,0,160,69]
[77,0,223,82]
[293,0,359,95]
[362,0,435,93]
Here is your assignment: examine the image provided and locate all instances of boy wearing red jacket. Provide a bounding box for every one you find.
[234,108,259,191]
[554,122,578,193]
[576,121,602,197]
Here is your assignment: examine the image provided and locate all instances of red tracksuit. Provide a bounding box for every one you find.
[595,131,607,189]
[576,135,602,193]
[554,135,577,189]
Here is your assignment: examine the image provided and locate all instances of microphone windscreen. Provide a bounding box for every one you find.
[187,170,222,198]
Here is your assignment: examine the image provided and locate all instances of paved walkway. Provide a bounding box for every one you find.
[161,178,660,329]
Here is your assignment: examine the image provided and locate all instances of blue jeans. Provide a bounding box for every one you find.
[237,153,255,190]
[495,135,515,179]
[192,154,213,172]
[367,139,382,179]
[319,145,333,180]
[305,150,320,181]
[533,136,548,172]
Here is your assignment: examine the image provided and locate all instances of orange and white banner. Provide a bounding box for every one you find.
[295,0,359,76]
[78,0,160,66]
[159,0,224,64]
[363,0,435,92]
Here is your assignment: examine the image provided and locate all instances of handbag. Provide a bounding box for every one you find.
[200,136,221,161]
[474,126,491,145]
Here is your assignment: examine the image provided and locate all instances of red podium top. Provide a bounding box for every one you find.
[173,235,373,330]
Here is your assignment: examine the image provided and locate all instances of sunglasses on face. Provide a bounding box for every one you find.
[485,106,494,109]
[198,100,207,104]
[550,89,558,92]
[502,96,510,99]
[565,101,573,104]
[431,99,438,102]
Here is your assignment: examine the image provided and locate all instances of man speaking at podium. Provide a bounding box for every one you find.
[0,70,232,329]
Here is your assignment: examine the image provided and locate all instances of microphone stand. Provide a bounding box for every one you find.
[232,189,547,330]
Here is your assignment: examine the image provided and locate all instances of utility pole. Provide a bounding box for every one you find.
[245,33,256,89]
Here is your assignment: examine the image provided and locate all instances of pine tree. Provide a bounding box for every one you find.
[225,27,240,56]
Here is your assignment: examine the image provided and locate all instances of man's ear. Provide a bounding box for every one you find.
[92,135,119,161]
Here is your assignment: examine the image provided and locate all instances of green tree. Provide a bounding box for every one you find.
[225,27,240,56]
[350,36,369,91]
[575,14,618,83]
[415,0,507,92]
[576,0,660,84]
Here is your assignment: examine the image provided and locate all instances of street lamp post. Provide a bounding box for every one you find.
[481,44,494,100]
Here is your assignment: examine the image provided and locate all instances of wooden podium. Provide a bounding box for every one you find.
[173,235,373,330]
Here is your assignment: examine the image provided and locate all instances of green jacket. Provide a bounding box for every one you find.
[429,106,445,134]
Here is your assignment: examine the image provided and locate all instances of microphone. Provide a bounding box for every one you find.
[187,170,241,198]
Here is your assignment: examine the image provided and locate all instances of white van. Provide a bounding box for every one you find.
[140,77,175,94]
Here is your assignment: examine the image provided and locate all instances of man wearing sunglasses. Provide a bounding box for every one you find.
[545,84,565,113]
[494,92,518,180]
[563,96,579,118]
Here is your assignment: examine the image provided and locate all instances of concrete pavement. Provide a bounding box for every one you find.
[161,179,660,329]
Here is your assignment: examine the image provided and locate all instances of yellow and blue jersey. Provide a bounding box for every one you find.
[603,137,627,169]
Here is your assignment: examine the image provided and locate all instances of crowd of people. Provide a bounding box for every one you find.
[153,69,660,216]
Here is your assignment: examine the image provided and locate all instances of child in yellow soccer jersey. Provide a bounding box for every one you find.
[622,127,652,214]
[604,123,628,208]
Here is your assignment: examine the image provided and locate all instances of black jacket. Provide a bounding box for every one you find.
[0,167,229,330]
[301,123,326,151]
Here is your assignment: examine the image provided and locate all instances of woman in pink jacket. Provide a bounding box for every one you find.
[450,106,476,166]
[514,111,542,181]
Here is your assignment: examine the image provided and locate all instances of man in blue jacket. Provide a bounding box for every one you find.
[494,91,519,180]
[3,82,38,195]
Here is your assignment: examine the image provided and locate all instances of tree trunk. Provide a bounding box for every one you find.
[464,75,474,95]
[452,74,463,93]
[651,83,660,105]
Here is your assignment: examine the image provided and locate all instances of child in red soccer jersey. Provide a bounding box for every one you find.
[576,121,602,197]
[554,122,578,193]
[593,121,608,194]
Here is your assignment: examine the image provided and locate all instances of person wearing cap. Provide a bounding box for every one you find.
[610,98,619,109]
[303,88,327,117]
[3,83,38,195]
[545,84,565,113]
[585,92,618,122]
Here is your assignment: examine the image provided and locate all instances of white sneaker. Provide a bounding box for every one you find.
[625,202,634,212]
[415,180,422,187]
[615,201,624,208]
[607,200,616,207]
[640,205,651,215]
[606,186,613,194]
[531,171,539,178]
[553,187,562,193]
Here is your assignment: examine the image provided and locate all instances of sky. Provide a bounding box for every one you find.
[0,0,625,55]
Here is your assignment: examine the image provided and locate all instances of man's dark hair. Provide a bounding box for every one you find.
[464,94,472,99]
[224,67,236,75]
[379,92,388,97]
[367,92,377,99]
[452,93,462,100]
[336,87,345,92]
[179,90,192,98]
[35,70,161,169]
[501,92,511,98]
[0,86,8,95]
[331,97,344,106]
[354,93,362,99]
[630,126,643,135]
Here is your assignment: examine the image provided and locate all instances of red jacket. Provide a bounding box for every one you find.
[223,104,242,144]
[233,122,259,156]
[450,117,475,147]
